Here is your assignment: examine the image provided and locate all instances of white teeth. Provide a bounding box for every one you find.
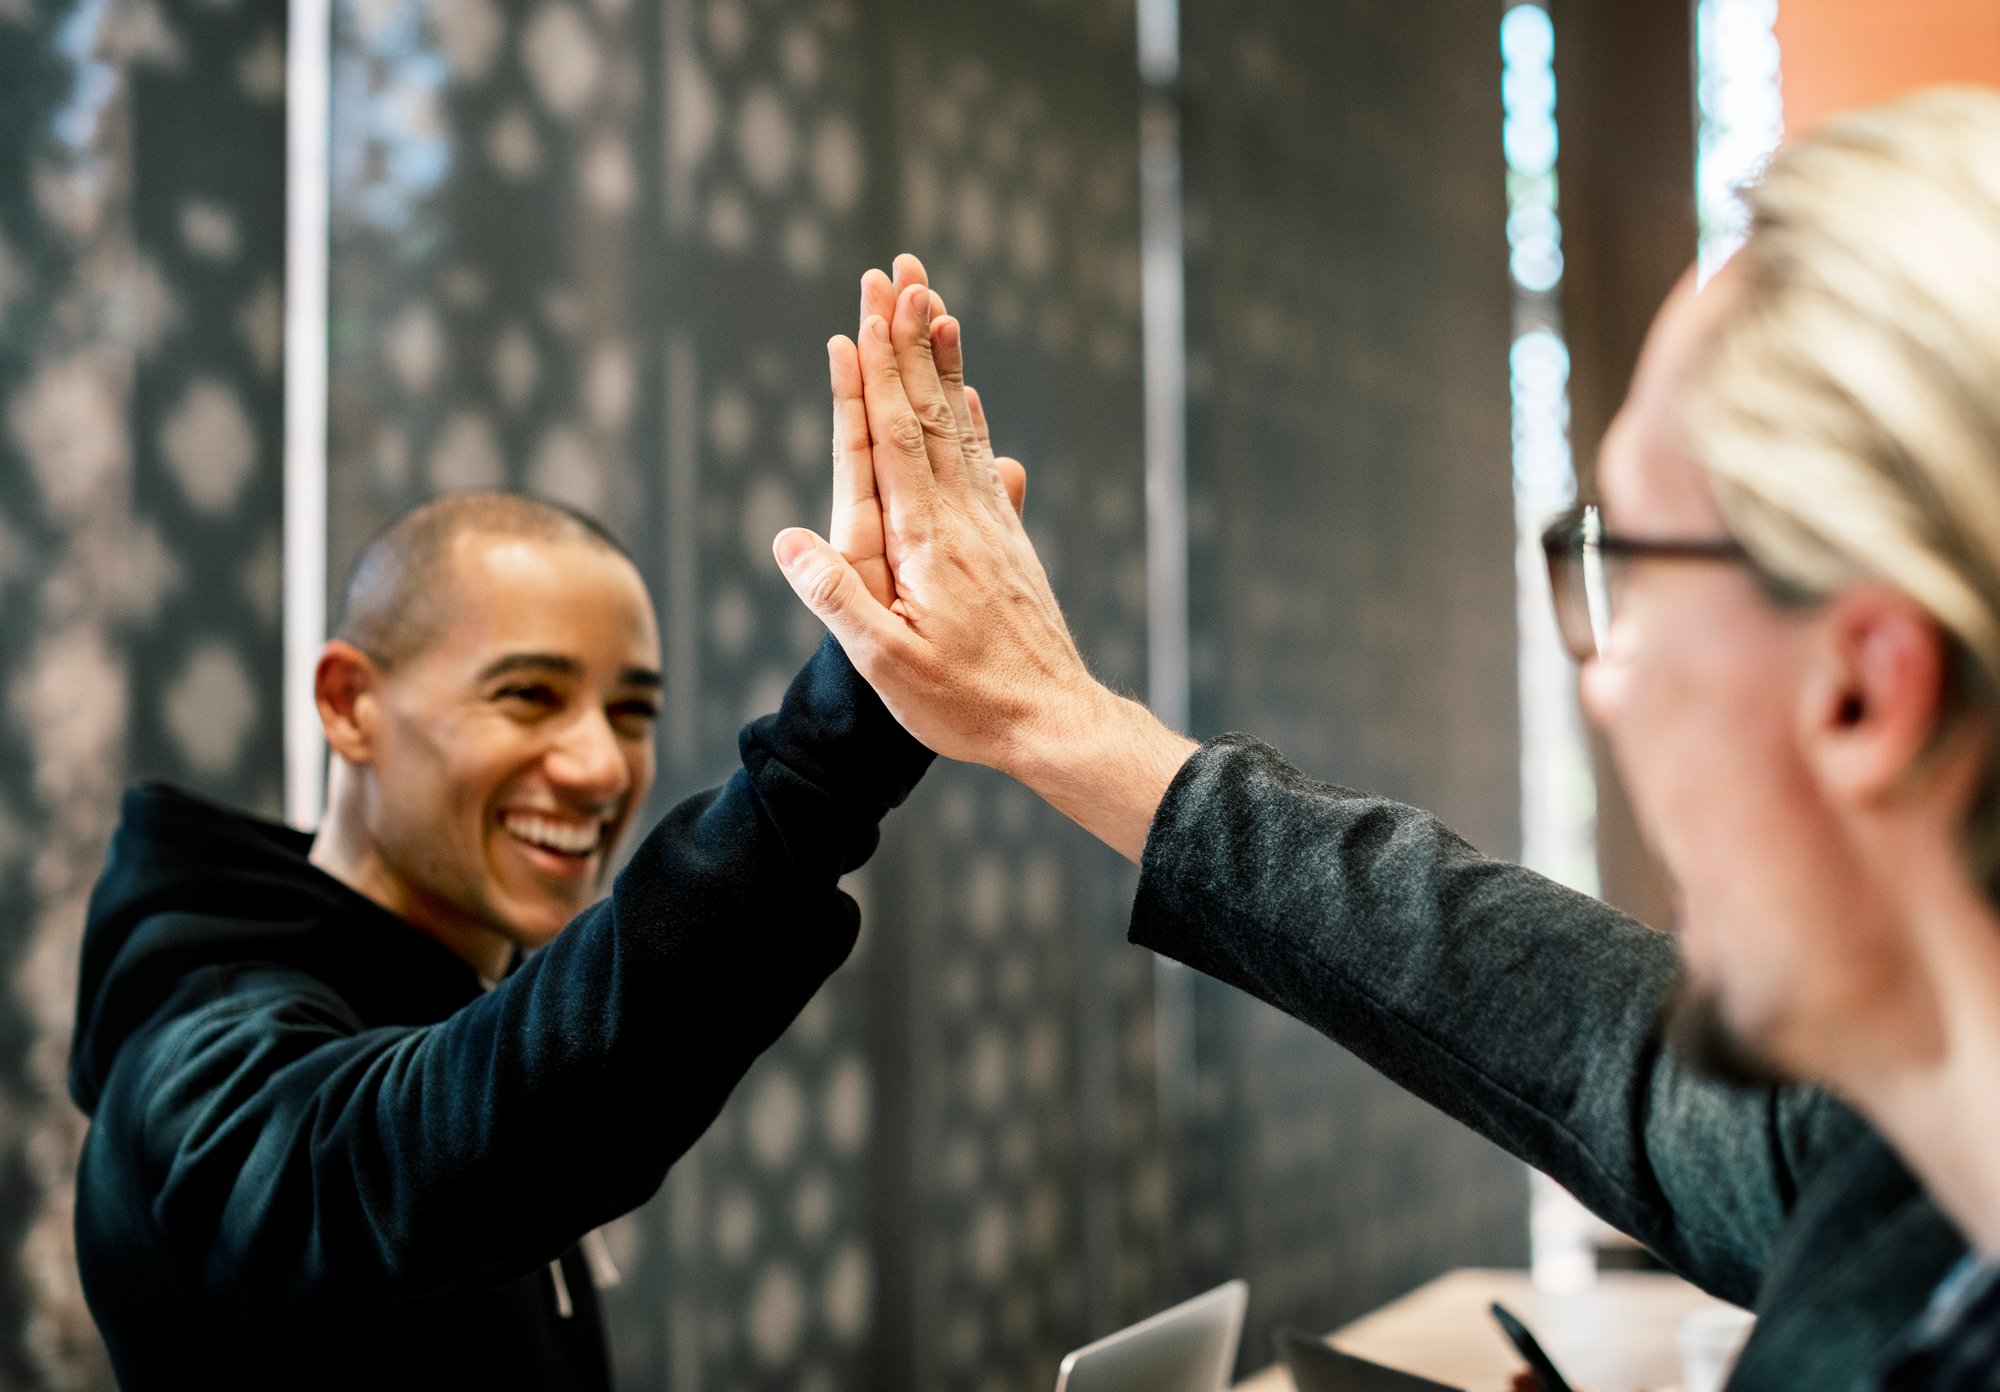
[501,812,603,856]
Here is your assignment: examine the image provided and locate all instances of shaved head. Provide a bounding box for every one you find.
[334,493,634,667]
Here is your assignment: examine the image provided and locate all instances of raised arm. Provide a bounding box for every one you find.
[108,635,927,1308]
[771,268,1850,1304]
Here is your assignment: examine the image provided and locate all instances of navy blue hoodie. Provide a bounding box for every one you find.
[68,638,929,1390]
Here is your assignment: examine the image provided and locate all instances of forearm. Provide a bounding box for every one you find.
[1130,734,1818,1302]
[1003,682,1198,863]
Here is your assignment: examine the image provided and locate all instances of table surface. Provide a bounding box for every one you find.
[1233,1267,1730,1392]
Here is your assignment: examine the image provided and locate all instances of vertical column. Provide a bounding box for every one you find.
[1549,0,1695,930]
[1137,0,1198,1309]
[284,0,330,827]
[1502,0,1620,1292]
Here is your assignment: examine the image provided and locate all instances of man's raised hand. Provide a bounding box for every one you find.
[827,255,1022,608]
[784,258,1190,862]
[777,278,1088,771]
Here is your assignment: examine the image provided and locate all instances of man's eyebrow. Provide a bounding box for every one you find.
[475,654,663,690]
[476,653,583,683]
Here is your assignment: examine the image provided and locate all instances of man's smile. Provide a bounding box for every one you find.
[498,809,609,866]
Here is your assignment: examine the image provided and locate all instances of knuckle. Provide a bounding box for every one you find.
[889,411,928,454]
[805,564,848,612]
[916,399,957,436]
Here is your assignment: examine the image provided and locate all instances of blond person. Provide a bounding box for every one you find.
[778,92,2000,1388]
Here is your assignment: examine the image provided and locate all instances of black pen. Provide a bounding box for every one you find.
[1490,1302,1577,1392]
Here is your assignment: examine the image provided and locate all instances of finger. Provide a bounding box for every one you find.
[892,252,929,295]
[966,385,995,456]
[887,255,931,335]
[889,282,975,493]
[856,312,940,527]
[930,315,983,462]
[931,317,1015,519]
[860,268,895,336]
[828,335,894,605]
[888,253,948,368]
[773,527,906,666]
[997,457,1027,516]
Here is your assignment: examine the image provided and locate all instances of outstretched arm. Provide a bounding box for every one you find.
[771,263,1846,1304]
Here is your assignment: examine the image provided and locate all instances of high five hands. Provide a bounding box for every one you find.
[777,255,1094,773]
[775,254,1198,863]
[825,256,1026,609]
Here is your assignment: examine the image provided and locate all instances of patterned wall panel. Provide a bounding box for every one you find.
[646,11,898,1389]
[326,1,1168,1388]
[0,0,1534,1387]
[0,16,133,1384]
[0,0,285,1386]
[127,0,288,816]
[869,5,1174,1390]
[325,0,888,1387]
[1179,0,1531,1360]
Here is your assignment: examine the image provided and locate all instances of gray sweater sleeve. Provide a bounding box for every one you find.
[1128,734,1850,1306]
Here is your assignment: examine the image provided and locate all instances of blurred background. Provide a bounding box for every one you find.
[2,0,1998,1388]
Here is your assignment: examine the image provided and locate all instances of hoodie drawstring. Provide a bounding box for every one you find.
[547,1258,573,1320]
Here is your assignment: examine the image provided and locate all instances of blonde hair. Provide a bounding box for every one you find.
[1683,86,2000,891]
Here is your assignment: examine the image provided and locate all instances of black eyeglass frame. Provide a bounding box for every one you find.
[1540,502,1750,662]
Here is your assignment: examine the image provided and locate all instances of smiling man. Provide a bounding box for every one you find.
[68,493,936,1390]
[777,91,2000,1389]
[307,499,667,981]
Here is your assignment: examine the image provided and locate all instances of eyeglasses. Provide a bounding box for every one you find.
[1540,503,1749,662]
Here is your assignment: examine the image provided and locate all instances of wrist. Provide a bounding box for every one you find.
[999,678,1125,788]
[1000,680,1198,864]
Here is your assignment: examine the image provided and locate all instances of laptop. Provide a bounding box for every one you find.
[1275,1327,1463,1391]
[1052,1280,1249,1392]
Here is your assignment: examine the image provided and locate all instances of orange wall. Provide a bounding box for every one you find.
[1776,0,2000,133]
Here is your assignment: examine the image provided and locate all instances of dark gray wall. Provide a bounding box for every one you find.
[1178,0,1530,1355]
[0,0,1527,1386]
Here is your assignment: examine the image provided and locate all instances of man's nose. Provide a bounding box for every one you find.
[1577,652,1620,732]
[546,711,629,802]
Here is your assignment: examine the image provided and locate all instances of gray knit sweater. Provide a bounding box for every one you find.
[1130,734,1966,1390]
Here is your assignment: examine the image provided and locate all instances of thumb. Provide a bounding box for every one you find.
[996,456,1027,516]
[773,527,900,654]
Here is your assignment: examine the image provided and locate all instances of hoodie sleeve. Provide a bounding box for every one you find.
[119,636,929,1308]
[1129,734,1849,1308]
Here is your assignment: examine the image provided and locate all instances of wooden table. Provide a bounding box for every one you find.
[1235,1267,1734,1392]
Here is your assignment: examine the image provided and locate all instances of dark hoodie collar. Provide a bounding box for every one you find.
[70,783,488,1114]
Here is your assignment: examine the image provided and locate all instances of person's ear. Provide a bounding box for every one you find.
[1802,588,1951,805]
[316,641,384,766]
